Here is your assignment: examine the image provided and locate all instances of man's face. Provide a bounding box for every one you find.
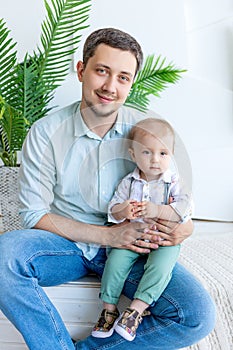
[77,44,137,118]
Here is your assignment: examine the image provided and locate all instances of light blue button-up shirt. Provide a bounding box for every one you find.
[18,102,146,260]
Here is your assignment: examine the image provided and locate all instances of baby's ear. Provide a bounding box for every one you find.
[128,148,135,161]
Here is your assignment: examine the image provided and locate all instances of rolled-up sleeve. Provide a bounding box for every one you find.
[108,175,131,223]
[169,175,193,223]
[18,122,56,228]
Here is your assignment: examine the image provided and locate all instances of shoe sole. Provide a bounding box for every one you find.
[115,324,135,341]
[91,328,114,338]
[91,316,121,338]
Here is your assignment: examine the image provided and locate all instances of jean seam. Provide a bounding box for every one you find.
[137,319,173,339]
[33,279,70,350]
[23,250,82,271]
[22,249,83,349]
[154,291,185,325]
[85,337,125,350]
[88,260,105,272]
[126,276,139,286]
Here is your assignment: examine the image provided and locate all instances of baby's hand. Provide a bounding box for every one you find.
[124,200,141,220]
[136,201,158,218]
[111,200,142,221]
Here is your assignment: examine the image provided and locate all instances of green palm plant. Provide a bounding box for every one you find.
[125,54,186,112]
[0,0,185,167]
[0,0,91,166]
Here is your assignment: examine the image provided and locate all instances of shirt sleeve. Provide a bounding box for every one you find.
[107,175,132,223]
[18,122,56,228]
[168,173,194,223]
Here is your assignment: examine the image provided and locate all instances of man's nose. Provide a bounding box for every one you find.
[102,76,117,94]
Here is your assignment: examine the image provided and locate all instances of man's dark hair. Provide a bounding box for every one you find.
[83,28,143,76]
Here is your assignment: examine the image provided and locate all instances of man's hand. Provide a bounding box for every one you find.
[111,221,159,254]
[144,218,194,246]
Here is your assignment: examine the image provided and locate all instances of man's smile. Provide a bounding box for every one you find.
[96,91,116,103]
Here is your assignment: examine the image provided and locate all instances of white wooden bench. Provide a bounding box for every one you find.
[0,167,233,349]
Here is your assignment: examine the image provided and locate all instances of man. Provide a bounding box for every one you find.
[0,28,215,349]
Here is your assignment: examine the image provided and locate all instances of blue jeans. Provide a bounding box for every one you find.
[0,229,216,350]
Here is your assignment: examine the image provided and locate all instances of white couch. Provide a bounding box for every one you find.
[0,167,232,350]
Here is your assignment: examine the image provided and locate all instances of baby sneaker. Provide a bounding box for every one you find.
[115,307,149,341]
[92,308,120,338]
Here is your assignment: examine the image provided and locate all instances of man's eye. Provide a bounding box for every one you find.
[97,68,106,74]
[119,75,130,83]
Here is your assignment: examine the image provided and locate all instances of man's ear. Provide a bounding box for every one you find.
[128,148,135,162]
[76,61,84,82]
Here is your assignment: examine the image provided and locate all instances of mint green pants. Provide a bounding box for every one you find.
[100,245,180,305]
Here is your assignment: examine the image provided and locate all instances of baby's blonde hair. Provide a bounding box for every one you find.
[128,118,175,152]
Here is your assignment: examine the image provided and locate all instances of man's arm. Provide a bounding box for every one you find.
[34,213,159,252]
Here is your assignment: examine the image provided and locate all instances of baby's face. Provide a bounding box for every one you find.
[129,133,173,181]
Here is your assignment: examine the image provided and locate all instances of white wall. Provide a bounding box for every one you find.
[1,0,233,220]
[153,0,233,221]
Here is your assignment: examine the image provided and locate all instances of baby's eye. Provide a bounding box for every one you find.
[160,151,168,156]
[142,150,150,155]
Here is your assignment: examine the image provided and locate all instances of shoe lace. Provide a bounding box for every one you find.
[122,308,151,329]
[98,309,119,327]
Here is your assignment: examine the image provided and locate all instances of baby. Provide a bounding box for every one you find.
[92,117,192,341]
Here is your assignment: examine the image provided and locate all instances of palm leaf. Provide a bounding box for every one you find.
[0,97,27,166]
[1,0,91,124]
[0,19,18,103]
[36,0,91,91]
[125,54,186,112]
[24,0,91,125]
[0,0,91,165]
[15,55,53,125]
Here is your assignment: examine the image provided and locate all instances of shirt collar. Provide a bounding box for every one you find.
[73,103,90,138]
[131,167,141,180]
[73,103,124,139]
[131,167,172,183]
[112,107,124,135]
